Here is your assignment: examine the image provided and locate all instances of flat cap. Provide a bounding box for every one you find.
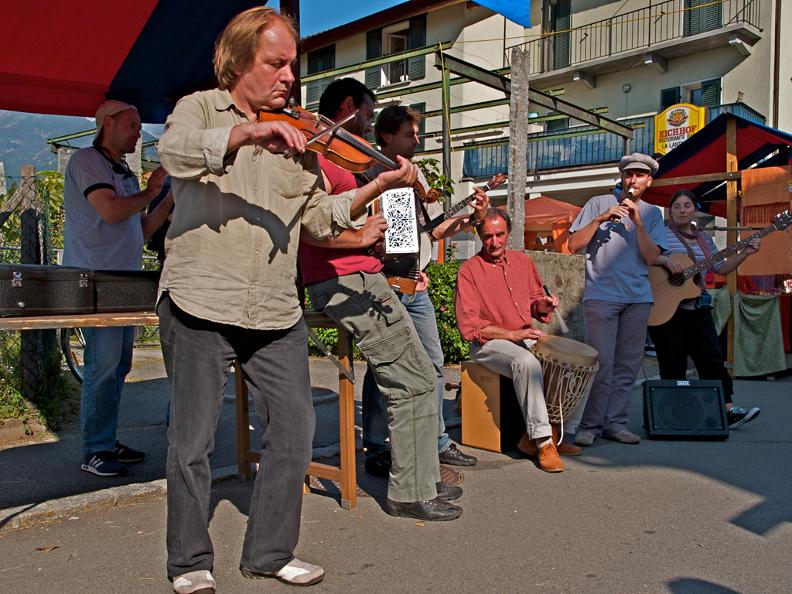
[618,152,658,176]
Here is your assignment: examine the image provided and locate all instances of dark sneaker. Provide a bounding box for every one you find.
[113,442,145,464]
[81,452,127,477]
[363,450,391,478]
[438,443,478,466]
[728,406,760,429]
[436,481,463,501]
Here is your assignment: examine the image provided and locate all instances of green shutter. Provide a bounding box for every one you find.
[411,102,426,152]
[365,29,382,90]
[685,0,722,36]
[553,0,571,69]
[306,81,319,105]
[661,87,681,110]
[408,14,427,81]
[701,78,721,107]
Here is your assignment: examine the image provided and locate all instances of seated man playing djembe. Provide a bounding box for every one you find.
[455,208,580,472]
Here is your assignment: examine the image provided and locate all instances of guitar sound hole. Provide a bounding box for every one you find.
[669,273,685,287]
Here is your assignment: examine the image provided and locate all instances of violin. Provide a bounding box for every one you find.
[257,101,397,173]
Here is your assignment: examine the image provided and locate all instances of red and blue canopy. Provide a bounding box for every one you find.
[0,0,264,123]
[646,113,792,217]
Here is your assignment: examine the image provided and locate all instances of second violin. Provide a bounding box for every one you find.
[257,100,397,173]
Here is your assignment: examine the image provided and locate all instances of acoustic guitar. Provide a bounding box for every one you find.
[648,209,792,326]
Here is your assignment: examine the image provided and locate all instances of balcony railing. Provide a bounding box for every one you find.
[462,103,765,179]
[508,0,760,75]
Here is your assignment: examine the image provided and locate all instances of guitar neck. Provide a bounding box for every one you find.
[424,181,494,233]
[681,222,780,279]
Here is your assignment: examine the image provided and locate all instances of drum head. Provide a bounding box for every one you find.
[533,335,598,366]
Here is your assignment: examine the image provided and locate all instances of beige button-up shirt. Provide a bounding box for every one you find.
[158,88,360,330]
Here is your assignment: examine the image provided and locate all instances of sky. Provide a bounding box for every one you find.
[273,0,407,37]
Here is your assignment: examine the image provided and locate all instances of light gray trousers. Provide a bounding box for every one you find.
[470,339,552,440]
[578,300,651,434]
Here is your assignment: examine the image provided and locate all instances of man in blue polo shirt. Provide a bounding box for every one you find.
[63,99,173,477]
[568,153,667,447]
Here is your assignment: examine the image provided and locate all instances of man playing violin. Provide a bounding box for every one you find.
[299,78,465,522]
[156,9,418,593]
[360,105,486,477]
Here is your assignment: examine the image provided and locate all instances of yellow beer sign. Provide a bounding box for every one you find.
[654,103,706,155]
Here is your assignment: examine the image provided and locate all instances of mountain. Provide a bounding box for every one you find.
[0,111,160,181]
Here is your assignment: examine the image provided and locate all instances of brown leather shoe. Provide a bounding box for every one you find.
[536,441,564,473]
[517,432,581,457]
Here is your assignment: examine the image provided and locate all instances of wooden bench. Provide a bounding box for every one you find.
[235,310,358,509]
[0,311,359,510]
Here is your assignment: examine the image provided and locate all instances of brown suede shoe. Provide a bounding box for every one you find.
[536,441,564,473]
[517,432,581,458]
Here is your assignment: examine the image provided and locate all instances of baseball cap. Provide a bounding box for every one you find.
[618,152,659,176]
[94,100,138,140]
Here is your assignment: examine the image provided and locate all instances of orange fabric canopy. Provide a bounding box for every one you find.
[523,195,581,227]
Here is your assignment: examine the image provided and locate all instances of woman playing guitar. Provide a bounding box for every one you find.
[649,189,761,429]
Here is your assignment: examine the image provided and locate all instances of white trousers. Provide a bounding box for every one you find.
[470,339,552,440]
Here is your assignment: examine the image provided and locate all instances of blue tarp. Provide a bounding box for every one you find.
[475,0,533,27]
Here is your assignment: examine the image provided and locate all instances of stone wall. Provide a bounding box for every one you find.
[527,250,586,343]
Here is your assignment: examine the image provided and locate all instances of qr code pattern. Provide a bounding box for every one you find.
[381,188,419,254]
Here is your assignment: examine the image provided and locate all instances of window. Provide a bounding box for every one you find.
[540,0,571,72]
[385,26,410,85]
[660,79,720,110]
[306,45,335,106]
[365,14,426,90]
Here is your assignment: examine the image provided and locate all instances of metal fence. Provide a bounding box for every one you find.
[508,0,761,75]
[463,102,766,178]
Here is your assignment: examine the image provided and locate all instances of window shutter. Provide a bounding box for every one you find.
[411,102,426,153]
[408,14,427,81]
[684,0,722,36]
[701,78,721,107]
[552,0,571,69]
[660,87,681,110]
[365,29,382,90]
[306,81,320,105]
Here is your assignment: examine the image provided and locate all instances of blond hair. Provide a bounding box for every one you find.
[214,7,298,90]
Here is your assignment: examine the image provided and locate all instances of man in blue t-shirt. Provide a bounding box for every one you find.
[63,99,172,477]
[568,153,667,447]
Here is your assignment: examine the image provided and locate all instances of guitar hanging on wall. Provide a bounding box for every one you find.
[648,209,792,326]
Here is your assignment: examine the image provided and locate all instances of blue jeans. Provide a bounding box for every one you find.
[80,326,135,457]
[362,288,451,455]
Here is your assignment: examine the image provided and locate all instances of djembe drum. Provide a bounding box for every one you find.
[529,335,599,428]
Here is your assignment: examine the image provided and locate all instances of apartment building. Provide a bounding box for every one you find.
[301,0,790,228]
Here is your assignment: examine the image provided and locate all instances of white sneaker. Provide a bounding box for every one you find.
[172,570,216,594]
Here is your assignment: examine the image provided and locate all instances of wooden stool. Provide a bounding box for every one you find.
[235,311,358,509]
[460,361,526,453]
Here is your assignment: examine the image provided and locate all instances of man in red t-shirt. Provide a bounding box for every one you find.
[299,79,462,522]
[456,208,571,473]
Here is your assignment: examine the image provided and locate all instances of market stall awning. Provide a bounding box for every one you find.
[524,195,581,226]
[0,0,264,123]
[645,113,792,217]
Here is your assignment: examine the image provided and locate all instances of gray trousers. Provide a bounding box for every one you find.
[470,339,552,440]
[308,272,440,502]
[578,300,651,434]
[158,294,314,579]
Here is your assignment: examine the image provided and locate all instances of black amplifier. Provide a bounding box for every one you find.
[0,264,94,317]
[93,270,160,313]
